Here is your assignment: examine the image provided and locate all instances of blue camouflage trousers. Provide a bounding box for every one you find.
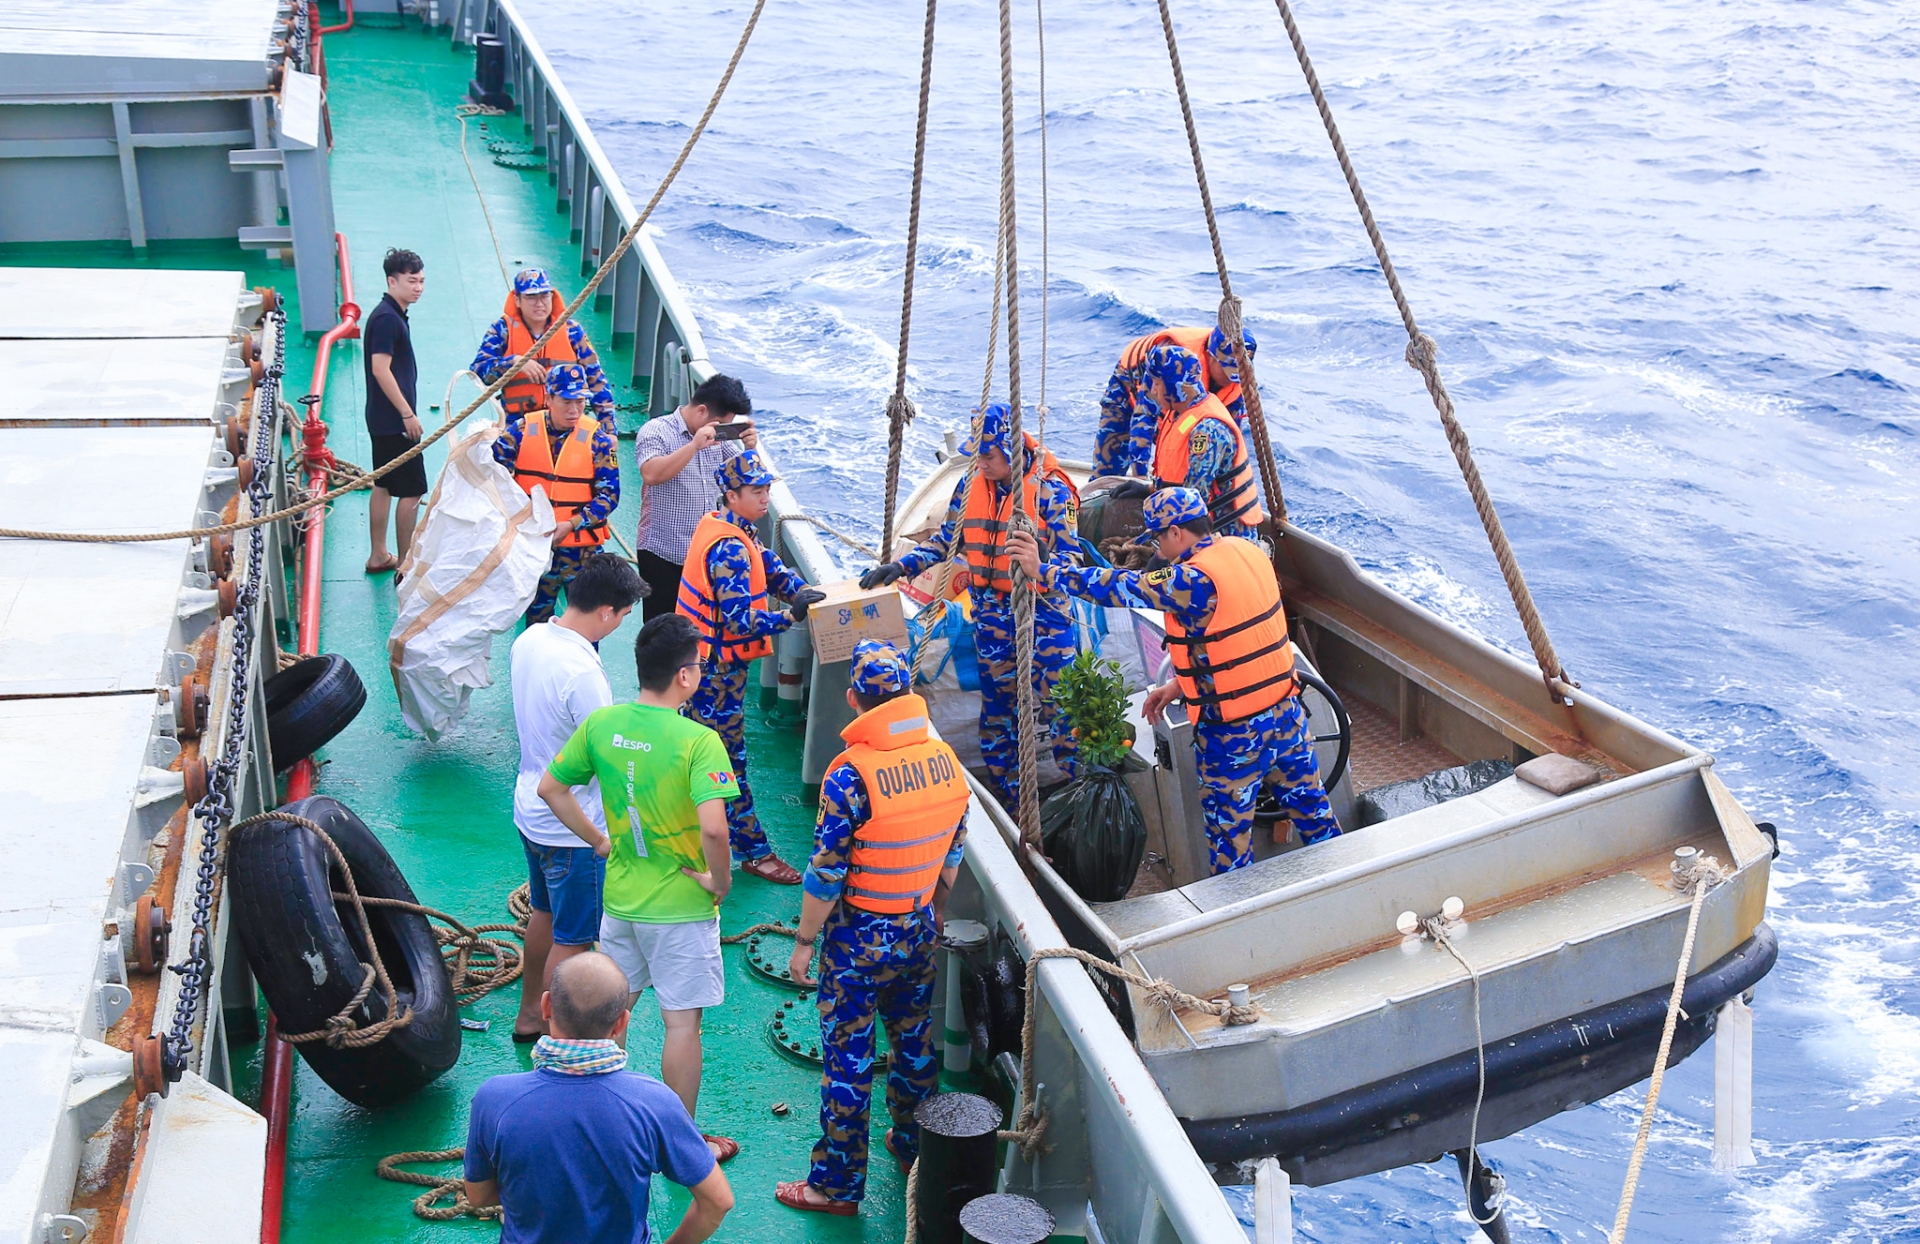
[684,660,769,862]
[526,544,596,625]
[974,594,1078,807]
[808,909,940,1203]
[1194,695,1340,874]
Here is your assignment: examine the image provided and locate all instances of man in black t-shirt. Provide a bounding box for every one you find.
[364,248,427,574]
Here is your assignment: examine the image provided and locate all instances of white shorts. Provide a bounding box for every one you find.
[597,915,725,1012]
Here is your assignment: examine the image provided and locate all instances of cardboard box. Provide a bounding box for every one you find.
[807,578,910,664]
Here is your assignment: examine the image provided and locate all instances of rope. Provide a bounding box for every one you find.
[1608,857,1725,1242]
[881,0,939,559]
[1422,915,1496,1226]
[993,0,1044,861]
[1000,943,1259,1156]
[1034,0,1051,441]
[0,0,770,547]
[454,102,512,283]
[1152,0,1288,527]
[778,511,881,561]
[376,1151,501,1222]
[1265,0,1574,704]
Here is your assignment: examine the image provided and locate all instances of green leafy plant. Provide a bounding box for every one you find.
[1053,651,1135,770]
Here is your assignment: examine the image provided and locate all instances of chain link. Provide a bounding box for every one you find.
[162,309,284,1081]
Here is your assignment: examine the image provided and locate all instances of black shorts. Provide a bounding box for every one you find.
[369,432,429,499]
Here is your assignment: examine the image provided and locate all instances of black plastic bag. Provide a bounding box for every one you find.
[1040,766,1147,903]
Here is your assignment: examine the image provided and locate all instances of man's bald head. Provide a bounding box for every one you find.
[547,951,631,1039]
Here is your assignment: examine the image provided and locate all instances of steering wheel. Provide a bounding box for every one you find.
[1293,667,1352,792]
[1150,655,1352,791]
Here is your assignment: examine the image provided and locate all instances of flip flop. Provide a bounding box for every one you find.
[703,1135,740,1164]
[740,855,802,886]
[774,1180,857,1217]
[883,1129,915,1177]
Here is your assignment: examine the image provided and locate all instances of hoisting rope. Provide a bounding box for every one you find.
[1608,855,1726,1242]
[994,0,1045,860]
[880,0,939,559]
[1264,0,1576,707]
[1152,0,1288,528]
[0,0,771,547]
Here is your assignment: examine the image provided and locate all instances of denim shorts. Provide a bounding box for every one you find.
[520,834,606,946]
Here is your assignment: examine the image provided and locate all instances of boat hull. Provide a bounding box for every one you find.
[1183,922,1777,1184]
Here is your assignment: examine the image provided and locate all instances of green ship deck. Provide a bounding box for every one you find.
[2,17,913,1243]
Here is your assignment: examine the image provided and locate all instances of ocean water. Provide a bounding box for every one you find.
[521,0,1919,1238]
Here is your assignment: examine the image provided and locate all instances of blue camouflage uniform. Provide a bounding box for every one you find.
[684,453,809,865]
[1041,489,1338,873]
[1092,325,1257,478]
[489,363,621,624]
[804,642,966,1203]
[1140,342,1263,543]
[895,405,1081,807]
[471,267,618,420]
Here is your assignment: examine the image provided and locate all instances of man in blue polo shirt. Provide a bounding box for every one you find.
[465,952,734,1244]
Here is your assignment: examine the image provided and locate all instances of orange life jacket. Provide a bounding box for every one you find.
[1119,325,1213,373]
[1153,393,1266,531]
[832,693,970,914]
[957,437,1078,596]
[677,511,774,664]
[498,291,581,416]
[1165,536,1296,721]
[511,409,608,549]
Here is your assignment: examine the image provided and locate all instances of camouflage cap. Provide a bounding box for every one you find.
[1142,343,1206,407]
[958,402,1011,458]
[545,362,589,400]
[1141,487,1209,534]
[849,639,912,697]
[513,267,555,296]
[1206,324,1257,382]
[714,448,777,493]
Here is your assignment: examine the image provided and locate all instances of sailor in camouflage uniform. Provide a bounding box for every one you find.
[1092,323,1258,478]
[471,267,618,421]
[775,641,971,1217]
[674,450,824,883]
[1010,488,1338,873]
[859,403,1081,807]
[490,363,621,624]
[1140,342,1267,543]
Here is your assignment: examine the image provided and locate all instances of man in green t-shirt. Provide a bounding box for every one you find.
[538,613,741,1165]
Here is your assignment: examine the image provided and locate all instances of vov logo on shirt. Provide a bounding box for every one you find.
[611,734,652,752]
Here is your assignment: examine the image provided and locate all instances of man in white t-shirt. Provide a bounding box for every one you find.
[509,553,646,1041]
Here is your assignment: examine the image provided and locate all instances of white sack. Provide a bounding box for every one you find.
[388,421,554,739]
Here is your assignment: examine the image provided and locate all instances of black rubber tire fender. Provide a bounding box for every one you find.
[229,795,460,1108]
[264,653,366,772]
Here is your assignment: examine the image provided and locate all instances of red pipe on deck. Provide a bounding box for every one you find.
[318,0,353,36]
[260,230,358,1244]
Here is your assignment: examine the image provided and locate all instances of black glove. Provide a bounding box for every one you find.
[1144,555,1169,572]
[1108,479,1152,501]
[859,562,905,590]
[787,587,827,621]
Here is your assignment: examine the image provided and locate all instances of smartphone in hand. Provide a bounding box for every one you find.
[712,420,749,441]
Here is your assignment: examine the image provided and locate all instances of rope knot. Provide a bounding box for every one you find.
[886,391,917,428]
[1404,331,1440,376]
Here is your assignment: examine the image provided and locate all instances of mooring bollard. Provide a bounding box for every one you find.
[959,1193,1054,1244]
[912,1091,1003,1244]
[940,919,989,1074]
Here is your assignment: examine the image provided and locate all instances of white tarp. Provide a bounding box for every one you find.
[389,421,553,740]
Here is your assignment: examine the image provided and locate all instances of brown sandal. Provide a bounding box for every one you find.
[775,1180,857,1217]
[740,854,802,886]
[703,1134,740,1164]
[884,1129,914,1176]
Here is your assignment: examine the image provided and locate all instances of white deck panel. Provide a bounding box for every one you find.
[0,269,245,339]
[2,338,235,425]
[0,426,214,695]
[125,1074,267,1244]
[0,0,279,99]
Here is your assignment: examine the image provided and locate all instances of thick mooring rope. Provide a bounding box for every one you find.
[1265,0,1574,705]
[994,0,1044,860]
[1153,0,1288,527]
[0,0,770,547]
[881,0,940,559]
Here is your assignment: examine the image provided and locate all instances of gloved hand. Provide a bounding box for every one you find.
[1108,479,1152,501]
[1144,555,1169,572]
[859,562,905,590]
[787,587,827,621]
